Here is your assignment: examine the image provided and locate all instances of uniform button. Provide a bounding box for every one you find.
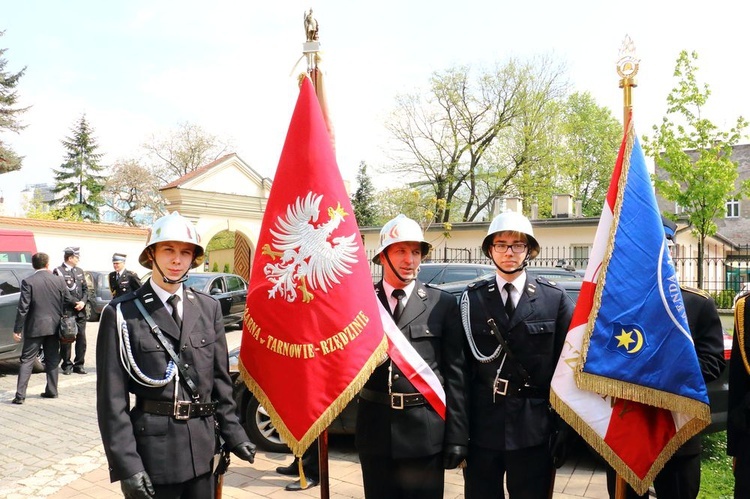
[393,374,400,380]
[156,345,161,349]
[184,363,189,368]
[182,345,187,351]
[201,339,206,344]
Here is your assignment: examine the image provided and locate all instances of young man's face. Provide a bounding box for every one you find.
[150,241,195,289]
[382,242,422,288]
[489,232,529,277]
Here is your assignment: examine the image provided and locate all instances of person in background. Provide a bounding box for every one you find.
[109,252,141,298]
[356,214,468,499]
[606,216,726,498]
[460,211,574,499]
[96,211,255,498]
[54,246,88,375]
[11,252,84,404]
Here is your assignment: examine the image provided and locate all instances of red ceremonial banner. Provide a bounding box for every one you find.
[238,77,388,456]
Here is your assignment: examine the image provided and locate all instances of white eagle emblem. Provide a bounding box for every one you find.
[262,192,358,303]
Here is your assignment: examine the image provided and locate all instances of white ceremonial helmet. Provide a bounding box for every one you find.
[482,211,540,259]
[139,211,205,269]
[372,214,432,265]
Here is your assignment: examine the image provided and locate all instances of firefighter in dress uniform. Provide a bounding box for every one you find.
[460,211,574,499]
[96,212,256,498]
[356,214,468,499]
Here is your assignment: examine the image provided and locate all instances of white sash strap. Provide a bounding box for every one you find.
[378,300,446,419]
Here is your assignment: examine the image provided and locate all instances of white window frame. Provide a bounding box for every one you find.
[726,198,740,218]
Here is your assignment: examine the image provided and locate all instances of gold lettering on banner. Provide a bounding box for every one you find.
[243,311,370,359]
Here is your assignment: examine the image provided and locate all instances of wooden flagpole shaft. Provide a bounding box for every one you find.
[615,475,628,499]
[319,429,330,499]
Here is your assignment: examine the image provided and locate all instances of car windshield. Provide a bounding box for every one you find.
[184,275,212,290]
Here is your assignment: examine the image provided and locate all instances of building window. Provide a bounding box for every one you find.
[674,202,685,215]
[726,198,740,218]
[571,245,590,269]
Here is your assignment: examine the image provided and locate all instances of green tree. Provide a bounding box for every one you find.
[555,92,621,216]
[644,50,749,288]
[0,31,29,175]
[103,159,165,226]
[351,161,376,226]
[50,115,107,221]
[385,56,567,223]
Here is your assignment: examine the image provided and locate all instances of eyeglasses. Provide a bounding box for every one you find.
[491,243,527,254]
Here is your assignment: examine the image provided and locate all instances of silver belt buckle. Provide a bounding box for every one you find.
[391,393,405,409]
[174,401,192,420]
[494,378,509,397]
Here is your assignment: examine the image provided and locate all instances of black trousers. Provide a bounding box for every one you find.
[463,444,553,499]
[735,444,750,499]
[15,334,60,399]
[359,452,443,499]
[60,317,86,369]
[605,453,700,499]
[152,471,214,498]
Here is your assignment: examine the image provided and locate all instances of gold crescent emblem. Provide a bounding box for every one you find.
[615,328,644,354]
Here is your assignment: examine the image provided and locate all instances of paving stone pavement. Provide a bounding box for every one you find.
[0,322,608,498]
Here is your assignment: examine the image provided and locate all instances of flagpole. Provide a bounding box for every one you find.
[614,34,641,499]
[303,9,330,499]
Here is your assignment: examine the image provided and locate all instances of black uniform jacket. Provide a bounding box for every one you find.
[728,293,750,457]
[676,286,725,456]
[355,280,469,459]
[54,264,87,319]
[96,280,248,484]
[461,274,573,451]
[109,269,142,298]
[14,270,78,337]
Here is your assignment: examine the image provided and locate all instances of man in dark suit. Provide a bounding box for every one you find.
[606,216,725,499]
[356,214,468,499]
[461,211,574,499]
[11,252,84,404]
[54,246,88,375]
[108,252,141,298]
[96,211,256,498]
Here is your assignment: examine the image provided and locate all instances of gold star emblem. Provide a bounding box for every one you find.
[615,329,636,350]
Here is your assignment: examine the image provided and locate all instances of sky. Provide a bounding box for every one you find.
[2,0,749,214]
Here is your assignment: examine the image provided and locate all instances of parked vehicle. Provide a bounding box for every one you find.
[0,262,43,371]
[83,270,114,322]
[0,229,37,263]
[526,266,581,281]
[183,272,248,328]
[417,262,495,285]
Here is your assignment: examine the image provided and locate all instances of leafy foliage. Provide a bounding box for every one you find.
[0,31,29,175]
[50,115,107,221]
[351,161,376,226]
[385,57,568,223]
[698,431,733,498]
[644,51,749,287]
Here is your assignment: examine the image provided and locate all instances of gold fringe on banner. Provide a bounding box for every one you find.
[238,334,389,458]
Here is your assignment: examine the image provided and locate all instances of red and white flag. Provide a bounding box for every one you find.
[550,116,709,495]
[239,77,388,456]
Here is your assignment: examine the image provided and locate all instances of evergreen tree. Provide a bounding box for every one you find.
[351,161,376,226]
[51,115,107,221]
[0,31,29,175]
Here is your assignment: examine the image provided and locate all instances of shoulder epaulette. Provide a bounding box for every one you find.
[680,285,711,299]
[189,286,209,297]
[466,275,493,290]
[535,276,557,287]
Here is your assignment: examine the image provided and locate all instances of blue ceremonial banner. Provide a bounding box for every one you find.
[577,134,709,409]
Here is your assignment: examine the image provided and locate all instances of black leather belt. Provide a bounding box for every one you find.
[136,398,217,420]
[359,388,426,409]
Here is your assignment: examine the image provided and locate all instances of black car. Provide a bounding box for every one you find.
[417,262,495,285]
[83,270,114,322]
[183,272,248,328]
[0,262,43,371]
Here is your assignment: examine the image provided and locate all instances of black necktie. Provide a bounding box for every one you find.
[167,294,182,330]
[504,282,515,319]
[392,289,406,323]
